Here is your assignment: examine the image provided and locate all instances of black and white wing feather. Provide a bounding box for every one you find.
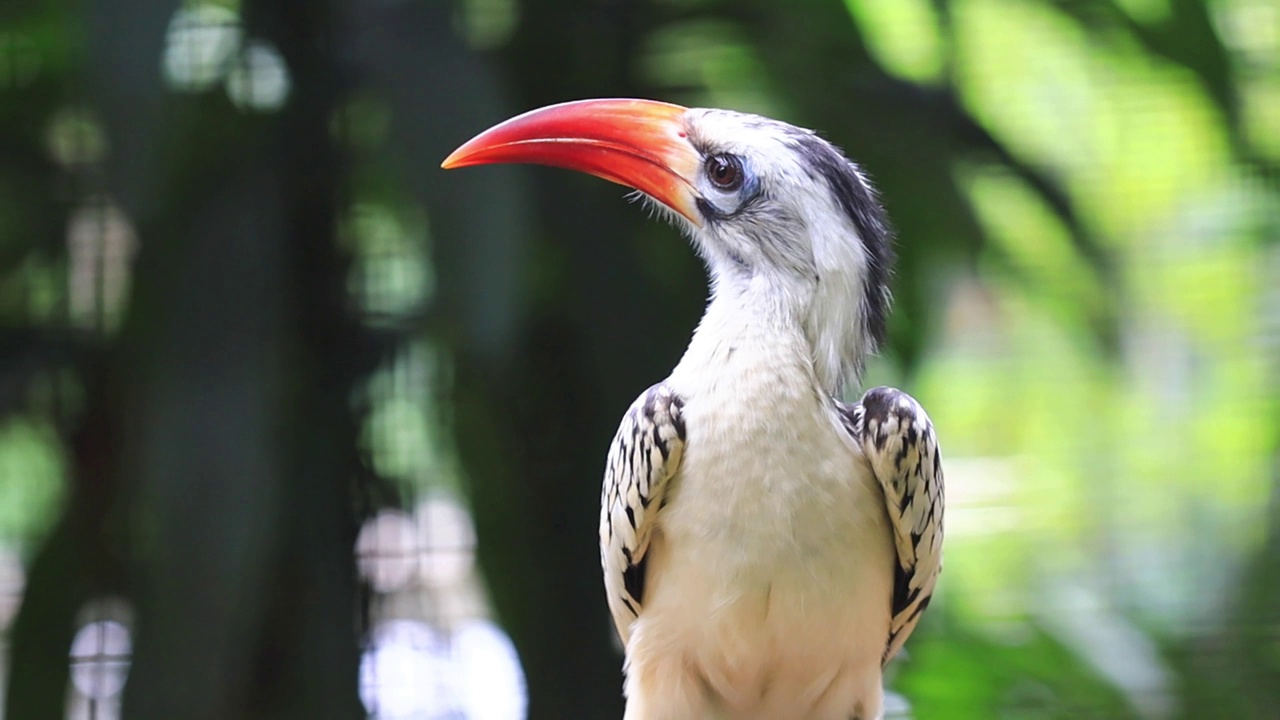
[840,386,945,663]
[599,383,686,645]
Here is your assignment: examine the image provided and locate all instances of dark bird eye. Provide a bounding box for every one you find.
[704,154,743,191]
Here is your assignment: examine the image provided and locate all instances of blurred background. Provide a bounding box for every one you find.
[0,0,1277,718]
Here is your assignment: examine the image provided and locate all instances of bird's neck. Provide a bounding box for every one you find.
[672,275,861,398]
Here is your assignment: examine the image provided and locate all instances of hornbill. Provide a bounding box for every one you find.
[443,99,944,720]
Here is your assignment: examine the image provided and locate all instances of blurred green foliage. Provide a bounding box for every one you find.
[0,0,1277,718]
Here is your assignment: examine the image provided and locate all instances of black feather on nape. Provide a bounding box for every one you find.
[785,132,895,349]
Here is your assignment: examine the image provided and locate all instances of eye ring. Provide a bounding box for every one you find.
[704,154,744,192]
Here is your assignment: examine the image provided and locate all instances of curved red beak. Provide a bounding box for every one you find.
[441,98,702,225]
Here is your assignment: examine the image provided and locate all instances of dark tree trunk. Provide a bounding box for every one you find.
[3,1,366,718]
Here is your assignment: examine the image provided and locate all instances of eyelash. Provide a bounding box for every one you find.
[704,154,744,191]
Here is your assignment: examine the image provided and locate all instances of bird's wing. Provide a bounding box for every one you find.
[599,382,686,645]
[839,386,944,664]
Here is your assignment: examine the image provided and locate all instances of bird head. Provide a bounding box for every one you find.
[442,98,894,392]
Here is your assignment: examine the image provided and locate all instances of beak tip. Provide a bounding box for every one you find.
[442,141,481,169]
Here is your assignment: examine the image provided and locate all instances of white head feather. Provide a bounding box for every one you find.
[652,108,894,396]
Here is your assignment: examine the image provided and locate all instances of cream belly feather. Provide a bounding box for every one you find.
[618,317,896,720]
